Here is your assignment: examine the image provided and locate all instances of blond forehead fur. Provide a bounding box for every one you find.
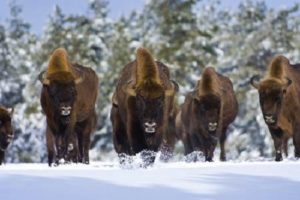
[47,48,72,77]
[135,47,163,98]
[267,55,289,79]
[197,67,219,96]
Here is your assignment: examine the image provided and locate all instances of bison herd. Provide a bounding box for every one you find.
[0,47,300,166]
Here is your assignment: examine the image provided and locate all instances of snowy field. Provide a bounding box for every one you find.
[1,160,300,200]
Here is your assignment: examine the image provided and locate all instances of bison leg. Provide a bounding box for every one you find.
[270,128,284,161]
[82,131,91,164]
[141,150,156,167]
[182,131,193,155]
[111,106,130,155]
[77,131,84,163]
[46,126,55,167]
[219,127,228,161]
[282,136,289,157]
[205,145,215,162]
[54,136,62,165]
[76,122,92,164]
[187,133,204,162]
[65,133,79,163]
[0,151,4,165]
[293,132,300,158]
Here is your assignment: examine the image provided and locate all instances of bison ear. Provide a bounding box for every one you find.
[122,85,136,96]
[250,75,260,89]
[38,71,50,85]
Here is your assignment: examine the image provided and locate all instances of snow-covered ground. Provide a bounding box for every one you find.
[1,160,300,200]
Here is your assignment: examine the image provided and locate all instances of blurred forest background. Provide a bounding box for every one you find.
[1,0,300,163]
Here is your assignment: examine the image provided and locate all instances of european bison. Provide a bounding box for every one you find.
[176,67,238,161]
[39,48,98,166]
[250,55,300,161]
[0,106,14,165]
[111,47,178,165]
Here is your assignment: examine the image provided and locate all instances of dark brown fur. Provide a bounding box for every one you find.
[176,67,238,161]
[111,47,178,164]
[251,55,300,161]
[40,49,98,166]
[0,106,13,165]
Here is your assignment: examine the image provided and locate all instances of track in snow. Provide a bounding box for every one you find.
[1,160,300,200]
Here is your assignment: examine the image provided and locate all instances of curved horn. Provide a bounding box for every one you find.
[250,75,260,89]
[284,77,292,87]
[75,76,83,84]
[7,107,14,116]
[38,70,50,85]
[165,81,177,96]
[171,80,179,92]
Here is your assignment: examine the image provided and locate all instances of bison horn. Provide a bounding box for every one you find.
[165,81,178,96]
[284,77,292,87]
[250,75,260,89]
[38,70,50,85]
[75,76,83,84]
[7,107,14,116]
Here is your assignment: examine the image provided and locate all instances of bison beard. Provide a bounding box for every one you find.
[111,47,178,167]
[0,106,14,165]
[40,48,98,166]
[250,55,300,161]
[176,67,238,162]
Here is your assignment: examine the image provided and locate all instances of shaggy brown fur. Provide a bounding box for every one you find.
[250,55,300,161]
[0,106,13,165]
[111,47,178,165]
[40,48,98,166]
[176,67,238,161]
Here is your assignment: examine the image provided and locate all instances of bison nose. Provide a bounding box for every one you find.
[61,106,72,116]
[264,115,276,124]
[144,122,157,133]
[208,122,218,132]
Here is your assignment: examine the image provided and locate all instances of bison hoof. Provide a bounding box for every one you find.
[275,155,282,162]
[220,157,226,162]
[205,157,213,162]
[295,151,300,158]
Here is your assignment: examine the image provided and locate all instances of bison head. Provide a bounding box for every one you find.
[193,93,221,136]
[40,71,82,125]
[0,108,14,151]
[125,83,176,137]
[251,75,291,126]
